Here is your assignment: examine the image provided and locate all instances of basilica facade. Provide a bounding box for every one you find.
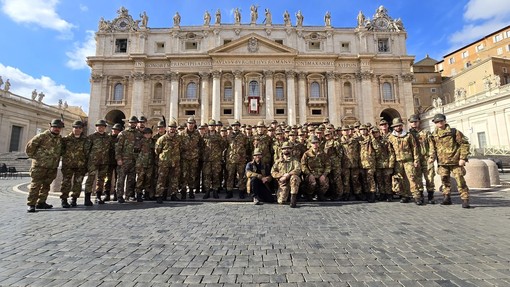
[87,5,414,130]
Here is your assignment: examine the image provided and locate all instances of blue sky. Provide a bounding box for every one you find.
[1,0,510,114]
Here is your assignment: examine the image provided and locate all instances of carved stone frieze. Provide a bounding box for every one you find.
[356,71,373,81]
[401,73,414,82]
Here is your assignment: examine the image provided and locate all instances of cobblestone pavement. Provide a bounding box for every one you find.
[1,177,510,287]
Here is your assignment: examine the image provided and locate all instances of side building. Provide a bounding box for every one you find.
[87,5,415,130]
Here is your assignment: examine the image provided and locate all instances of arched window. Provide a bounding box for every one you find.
[186,82,197,99]
[310,81,320,98]
[275,81,284,101]
[382,82,393,102]
[153,83,163,100]
[343,82,352,101]
[223,81,233,101]
[249,80,260,97]
[113,83,124,101]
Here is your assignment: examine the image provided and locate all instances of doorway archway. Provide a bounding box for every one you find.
[380,108,401,124]
[105,110,126,127]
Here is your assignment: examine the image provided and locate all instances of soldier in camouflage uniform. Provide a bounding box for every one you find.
[254,121,274,171]
[202,119,227,199]
[272,142,301,207]
[180,117,203,199]
[60,120,88,208]
[372,127,395,201]
[429,114,471,208]
[324,129,343,201]
[155,120,182,203]
[135,128,155,202]
[103,123,122,201]
[115,116,143,203]
[225,120,248,199]
[84,119,112,206]
[149,120,166,200]
[272,129,286,162]
[358,125,380,202]
[340,125,362,201]
[301,135,330,201]
[408,114,436,204]
[387,118,422,205]
[25,119,64,212]
[379,119,390,137]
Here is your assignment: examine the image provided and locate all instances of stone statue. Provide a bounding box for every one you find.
[32,89,37,100]
[118,6,129,17]
[64,101,68,110]
[250,5,258,23]
[375,5,387,18]
[263,8,272,25]
[140,11,148,27]
[98,17,109,32]
[215,9,221,24]
[296,10,304,27]
[432,98,438,108]
[4,79,10,92]
[493,75,501,87]
[437,97,443,106]
[37,92,45,102]
[324,11,331,27]
[234,8,241,24]
[393,18,404,31]
[484,77,491,90]
[283,10,291,26]
[173,12,181,27]
[204,10,211,26]
[58,99,63,109]
[357,11,365,27]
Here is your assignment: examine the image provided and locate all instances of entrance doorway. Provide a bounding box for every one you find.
[380,108,401,125]
[105,110,126,127]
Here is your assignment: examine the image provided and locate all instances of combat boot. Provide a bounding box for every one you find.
[213,188,219,199]
[441,195,452,205]
[84,193,93,206]
[156,197,163,204]
[112,193,118,202]
[189,190,195,199]
[225,190,233,199]
[462,199,471,209]
[95,192,104,204]
[61,199,70,208]
[400,196,410,203]
[117,196,125,203]
[36,202,53,209]
[427,192,436,204]
[27,205,36,213]
[317,193,326,202]
[136,193,143,202]
[170,194,180,201]
[70,197,77,207]
[415,197,424,206]
[203,190,211,199]
[290,194,297,208]
[103,191,111,202]
[239,190,246,199]
[367,193,376,203]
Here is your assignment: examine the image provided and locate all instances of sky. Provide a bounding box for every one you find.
[1,0,510,115]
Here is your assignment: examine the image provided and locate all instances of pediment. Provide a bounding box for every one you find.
[209,33,297,56]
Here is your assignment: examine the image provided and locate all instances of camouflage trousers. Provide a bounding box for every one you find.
[304,174,329,196]
[60,168,86,199]
[104,164,118,195]
[226,162,246,191]
[202,160,222,190]
[116,159,136,198]
[438,165,469,200]
[156,164,180,197]
[394,160,420,199]
[360,168,376,193]
[276,175,301,204]
[27,166,57,206]
[84,164,108,195]
[375,168,393,195]
[181,158,199,190]
[135,166,154,197]
[342,168,361,195]
[416,158,435,193]
[329,166,343,199]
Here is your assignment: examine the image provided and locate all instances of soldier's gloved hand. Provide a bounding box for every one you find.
[459,159,466,167]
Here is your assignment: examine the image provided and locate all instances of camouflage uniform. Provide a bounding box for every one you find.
[254,133,274,168]
[135,135,155,200]
[104,130,119,200]
[373,130,395,199]
[60,132,88,200]
[202,130,227,194]
[358,133,379,199]
[271,148,301,204]
[340,134,362,198]
[155,131,182,199]
[301,140,330,200]
[25,129,62,207]
[324,136,343,200]
[85,130,112,198]
[180,127,203,198]
[115,126,143,200]
[409,127,435,196]
[225,129,248,196]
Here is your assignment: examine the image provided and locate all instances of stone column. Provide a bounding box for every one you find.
[264,70,274,120]
[401,73,415,119]
[88,74,104,132]
[234,70,243,121]
[326,72,338,126]
[298,72,307,125]
[168,72,179,120]
[358,71,373,124]
[200,72,210,122]
[286,70,296,126]
[211,70,221,121]
[130,72,145,117]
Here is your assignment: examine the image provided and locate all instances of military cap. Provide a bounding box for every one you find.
[199,123,207,129]
[318,124,326,130]
[112,123,123,130]
[231,120,241,126]
[187,116,196,124]
[327,124,335,129]
[366,122,372,127]
[315,128,323,133]
[95,119,107,126]
[241,124,246,128]
[379,119,389,126]
[432,114,446,123]
[296,124,302,129]
[285,127,291,132]
[391,118,404,127]
[157,120,166,128]
[322,117,330,124]
[246,125,253,130]
[177,124,185,130]
[371,127,380,133]
[142,127,153,134]
[271,120,278,124]
[281,142,292,149]
[292,125,299,130]
[280,121,286,126]
[72,120,84,128]
[275,129,283,135]
[216,120,223,126]
[324,130,332,136]
[128,116,139,123]
[289,131,298,136]
[208,119,216,126]
[168,120,177,128]
[257,120,266,127]
[227,126,233,130]
[138,116,147,123]
[408,114,420,123]
[336,126,342,132]
[353,121,361,128]
[220,126,228,131]
[359,124,368,130]
[341,125,351,131]
[298,129,306,135]
[50,119,64,128]
[268,127,275,131]
[252,148,263,156]
[310,135,320,143]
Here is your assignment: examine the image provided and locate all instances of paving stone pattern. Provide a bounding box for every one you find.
[1,178,510,286]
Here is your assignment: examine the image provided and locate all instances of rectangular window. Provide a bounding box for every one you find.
[413,97,420,106]
[311,109,322,115]
[462,51,469,58]
[275,86,284,101]
[223,39,231,45]
[448,57,455,64]
[503,67,508,73]
[430,88,437,93]
[155,42,165,53]
[497,47,503,55]
[185,110,196,116]
[476,44,484,52]
[274,39,283,44]
[224,87,233,101]
[309,41,321,50]
[115,39,128,53]
[9,126,22,152]
[506,44,510,52]
[378,39,389,52]
[494,34,503,43]
[477,132,487,148]
[223,108,232,115]
[275,108,285,115]
[185,41,197,50]
[340,42,350,52]
[506,30,510,38]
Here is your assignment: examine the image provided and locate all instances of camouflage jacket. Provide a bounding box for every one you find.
[430,125,470,165]
[181,128,203,161]
[254,133,273,165]
[272,140,286,162]
[340,135,361,169]
[108,134,119,166]
[203,132,226,162]
[359,135,379,169]
[25,130,62,169]
[409,127,433,159]
[271,155,301,179]
[136,138,155,168]
[301,148,331,177]
[61,132,88,169]
[292,140,308,160]
[388,131,419,164]
[155,133,181,167]
[115,127,143,161]
[374,136,395,169]
[87,132,112,166]
[226,131,248,164]
[324,139,343,169]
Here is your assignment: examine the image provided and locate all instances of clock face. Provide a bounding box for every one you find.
[375,18,388,29]
[116,18,129,31]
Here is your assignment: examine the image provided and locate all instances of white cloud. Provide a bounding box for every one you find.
[66,30,96,70]
[464,0,510,21]
[79,4,88,12]
[0,0,74,34]
[0,63,89,114]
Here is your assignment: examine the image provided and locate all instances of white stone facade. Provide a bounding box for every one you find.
[88,6,415,130]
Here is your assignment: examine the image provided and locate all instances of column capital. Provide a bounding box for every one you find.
[90,74,104,83]
[131,71,147,81]
[326,71,337,80]
[356,71,373,81]
[298,72,307,80]
[401,73,415,82]
[263,70,274,78]
[211,70,222,79]
[286,70,296,78]
[199,72,210,79]
[165,72,180,81]
[233,70,243,78]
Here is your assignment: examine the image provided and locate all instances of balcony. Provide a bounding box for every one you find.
[308,96,327,106]
[179,97,199,106]
[150,99,165,105]
[107,100,125,106]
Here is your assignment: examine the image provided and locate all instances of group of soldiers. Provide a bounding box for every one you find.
[25,112,471,212]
